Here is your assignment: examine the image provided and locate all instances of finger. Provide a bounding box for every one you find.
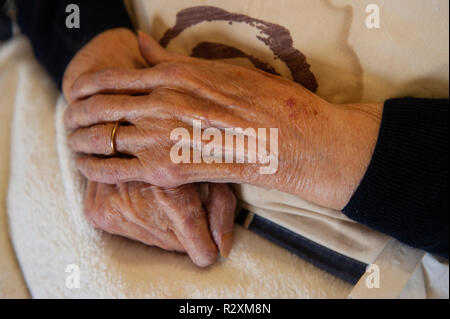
[68,123,137,155]
[150,162,251,188]
[76,156,144,184]
[62,28,148,103]
[154,186,218,267]
[148,87,252,129]
[70,67,158,101]
[70,63,194,102]
[64,89,234,132]
[137,30,191,66]
[70,62,201,102]
[86,182,185,252]
[91,206,179,251]
[121,221,183,252]
[65,94,148,131]
[83,182,166,248]
[205,184,237,257]
[120,212,185,252]
[129,218,185,252]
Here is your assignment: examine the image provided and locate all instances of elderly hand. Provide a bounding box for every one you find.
[63,28,148,103]
[66,31,383,211]
[64,28,237,267]
[84,181,236,267]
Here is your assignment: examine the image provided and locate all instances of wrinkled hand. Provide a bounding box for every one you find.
[64,28,237,266]
[85,181,236,267]
[66,31,383,210]
[63,28,148,102]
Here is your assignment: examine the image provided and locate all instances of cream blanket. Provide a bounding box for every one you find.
[0,38,30,299]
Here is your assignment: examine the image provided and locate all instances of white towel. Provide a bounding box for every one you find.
[0,37,30,299]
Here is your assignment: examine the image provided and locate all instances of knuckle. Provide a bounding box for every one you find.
[89,125,108,150]
[85,94,99,108]
[99,67,122,79]
[90,207,117,231]
[151,86,172,99]
[72,74,92,99]
[95,68,124,90]
[64,106,74,129]
[146,169,165,187]
[101,168,120,184]
[84,205,101,228]
[148,164,181,187]
[84,95,101,115]
[67,133,78,151]
[64,101,84,129]
[93,213,108,230]
[76,158,93,178]
[149,90,181,116]
[159,62,187,78]
[164,164,183,186]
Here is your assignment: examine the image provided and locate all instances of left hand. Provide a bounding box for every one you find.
[84,181,237,266]
[63,28,148,103]
[66,31,382,210]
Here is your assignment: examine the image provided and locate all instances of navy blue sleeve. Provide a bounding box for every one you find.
[343,98,449,258]
[16,0,133,87]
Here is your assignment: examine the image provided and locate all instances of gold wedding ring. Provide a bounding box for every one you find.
[110,122,120,155]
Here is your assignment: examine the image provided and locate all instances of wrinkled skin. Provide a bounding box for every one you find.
[63,28,237,267]
[66,31,383,211]
[85,182,236,267]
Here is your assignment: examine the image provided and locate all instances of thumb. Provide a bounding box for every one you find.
[205,184,237,258]
[138,30,187,65]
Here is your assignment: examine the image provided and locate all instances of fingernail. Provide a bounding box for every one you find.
[137,30,148,42]
[219,232,233,258]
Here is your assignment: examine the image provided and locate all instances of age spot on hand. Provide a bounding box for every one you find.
[286,97,299,119]
[286,97,296,108]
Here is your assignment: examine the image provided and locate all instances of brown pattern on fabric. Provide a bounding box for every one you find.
[191,42,280,76]
[160,6,318,92]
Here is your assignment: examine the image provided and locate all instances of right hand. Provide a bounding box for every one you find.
[84,181,237,267]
